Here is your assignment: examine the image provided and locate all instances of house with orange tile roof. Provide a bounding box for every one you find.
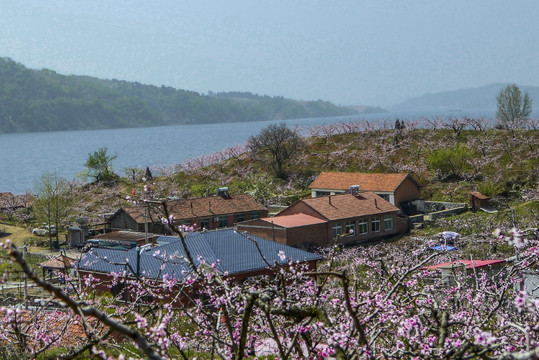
[308,172,421,207]
[108,191,268,234]
[0,192,33,210]
[237,192,409,248]
[236,213,328,248]
[423,259,506,286]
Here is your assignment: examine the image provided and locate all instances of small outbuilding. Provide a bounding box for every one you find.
[39,254,77,280]
[470,191,491,212]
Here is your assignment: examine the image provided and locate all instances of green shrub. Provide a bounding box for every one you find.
[427,145,474,180]
[476,181,503,198]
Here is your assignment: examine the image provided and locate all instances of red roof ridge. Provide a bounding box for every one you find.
[425,259,505,270]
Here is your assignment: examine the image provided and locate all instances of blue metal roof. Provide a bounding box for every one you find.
[78,229,322,282]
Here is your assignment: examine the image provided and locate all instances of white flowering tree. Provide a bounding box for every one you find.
[1,212,538,359]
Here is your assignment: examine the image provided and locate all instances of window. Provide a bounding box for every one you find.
[332,223,343,239]
[379,194,390,202]
[316,191,331,197]
[345,220,355,235]
[236,213,245,222]
[218,216,228,228]
[384,215,393,231]
[183,220,191,227]
[200,218,210,230]
[358,219,368,234]
[250,212,259,220]
[371,217,380,232]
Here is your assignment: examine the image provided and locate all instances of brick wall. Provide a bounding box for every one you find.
[394,177,421,205]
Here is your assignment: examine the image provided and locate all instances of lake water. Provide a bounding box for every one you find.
[0,110,495,195]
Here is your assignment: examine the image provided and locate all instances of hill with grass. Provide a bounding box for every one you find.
[51,121,537,229]
[0,57,364,133]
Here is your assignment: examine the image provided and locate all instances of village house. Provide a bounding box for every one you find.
[77,229,322,304]
[88,230,160,249]
[423,259,506,287]
[107,190,268,234]
[237,192,408,248]
[308,172,421,207]
[0,192,33,211]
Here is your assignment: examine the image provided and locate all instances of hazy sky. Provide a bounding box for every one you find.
[1,1,538,106]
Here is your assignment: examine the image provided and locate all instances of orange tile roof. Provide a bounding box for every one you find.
[0,308,108,348]
[0,192,14,201]
[0,192,33,207]
[470,191,489,200]
[39,255,77,269]
[122,194,267,223]
[293,193,399,221]
[309,172,413,192]
[259,213,327,228]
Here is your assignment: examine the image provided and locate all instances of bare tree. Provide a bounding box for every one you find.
[247,122,304,179]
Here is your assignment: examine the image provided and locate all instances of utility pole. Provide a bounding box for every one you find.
[136,246,141,278]
[23,246,28,305]
[145,204,149,244]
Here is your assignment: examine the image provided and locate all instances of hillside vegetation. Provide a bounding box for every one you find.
[0,57,360,133]
[23,119,532,233]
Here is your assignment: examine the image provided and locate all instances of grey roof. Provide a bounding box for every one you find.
[78,229,322,282]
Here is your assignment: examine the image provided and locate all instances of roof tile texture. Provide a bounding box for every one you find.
[470,191,489,200]
[287,192,399,221]
[123,194,267,223]
[259,213,327,228]
[309,172,411,192]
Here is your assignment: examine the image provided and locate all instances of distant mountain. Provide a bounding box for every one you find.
[0,57,360,133]
[343,105,388,114]
[390,83,539,112]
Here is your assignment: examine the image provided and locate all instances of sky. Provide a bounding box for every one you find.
[1,0,538,107]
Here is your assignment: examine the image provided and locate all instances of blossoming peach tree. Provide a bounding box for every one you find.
[0,205,538,359]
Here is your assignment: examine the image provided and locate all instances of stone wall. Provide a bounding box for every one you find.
[409,201,467,223]
[425,201,467,220]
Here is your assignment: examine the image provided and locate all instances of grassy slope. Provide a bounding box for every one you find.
[4,128,537,240]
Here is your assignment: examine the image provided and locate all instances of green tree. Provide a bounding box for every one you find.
[84,147,118,183]
[427,145,474,180]
[496,84,532,130]
[246,123,304,179]
[33,173,72,249]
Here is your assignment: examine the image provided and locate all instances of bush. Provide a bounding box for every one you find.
[427,144,474,180]
[477,181,503,198]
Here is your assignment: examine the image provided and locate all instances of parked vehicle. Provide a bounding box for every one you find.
[32,224,57,236]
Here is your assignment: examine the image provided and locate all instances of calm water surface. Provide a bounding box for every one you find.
[0,110,495,194]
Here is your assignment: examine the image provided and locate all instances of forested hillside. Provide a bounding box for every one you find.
[0,57,359,133]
